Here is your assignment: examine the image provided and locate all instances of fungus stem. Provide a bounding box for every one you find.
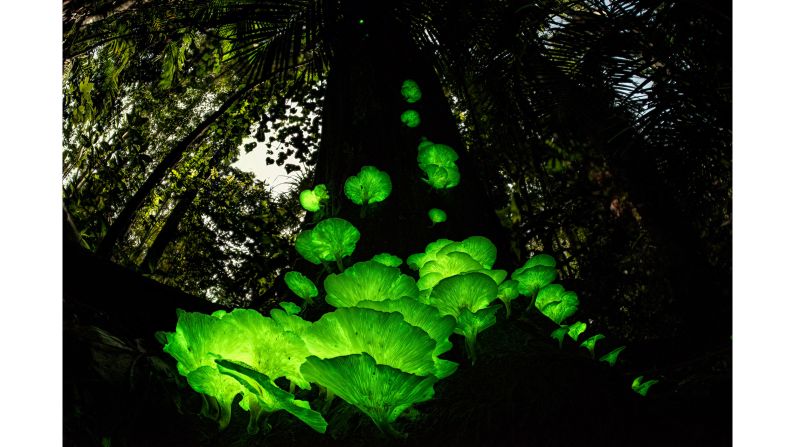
[335,256,344,273]
[464,332,478,365]
[503,301,512,318]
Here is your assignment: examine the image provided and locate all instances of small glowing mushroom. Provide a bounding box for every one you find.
[428,208,447,225]
[343,166,392,206]
[580,333,606,358]
[534,284,579,325]
[401,79,422,103]
[324,260,419,308]
[511,253,557,296]
[550,326,569,348]
[631,375,659,397]
[567,321,587,342]
[298,184,329,212]
[278,301,302,315]
[428,272,499,363]
[401,109,421,127]
[294,218,360,271]
[284,271,319,305]
[437,235,497,269]
[301,353,438,438]
[371,252,403,267]
[497,279,520,317]
[599,345,626,367]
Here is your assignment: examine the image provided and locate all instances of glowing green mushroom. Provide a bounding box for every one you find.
[299,184,329,212]
[216,359,327,434]
[417,139,460,189]
[301,353,437,438]
[344,166,392,206]
[497,279,520,317]
[294,218,360,271]
[511,253,557,296]
[550,326,569,348]
[599,346,626,367]
[284,271,318,305]
[429,272,499,363]
[269,308,312,335]
[185,366,244,429]
[632,375,659,397]
[428,208,447,225]
[401,79,422,103]
[407,238,454,271]
[437,235,498,269]
[278,301,302,315]
[580,333,606,358]
[371,252,403,267]
[302,307,438,377]
[356,296,459,379]
[567,321,587,342]
[401,109,420,127]
[324,260,419,308]
[534,284,579,325]
[218,309,311,389]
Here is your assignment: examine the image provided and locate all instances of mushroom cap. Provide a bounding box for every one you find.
[599,346,626,367]
[401,79,423,103]
[186,365,244,429]
[511,254,557,295]
[428,208,447,224]
[497,279,520,304]
[217,309,311,389]
[407,238,454,270]
[438,236,498,269]
[419,252,484,291]
[454,305,500,337]
[294,218,360,264]
[269,308,312,335]
[371,252,403,267]
[429,272,499,318]
[535,284,579,324]
[566,321,587,341]
[302,307,438,377]
[401,109,421,127]
[324,260,419,308]
[278,301,302,315]
[580,333,606,352]
[300,353,437,432]
[344,166,392,205]
[299,184,329,212]
[422,164,460,189]
[417,142,459,169]
[284,271,319,300]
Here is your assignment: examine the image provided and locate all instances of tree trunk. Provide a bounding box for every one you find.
[96,84,255,259]
[310,0,513,268]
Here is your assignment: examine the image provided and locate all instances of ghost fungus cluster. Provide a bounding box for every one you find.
[417,138,460,189]
[161,309,326,434]
[401,79,422,103]
[284,271,318,306]
[401,109,421,127]
[295,218,360,270]
[428,208,447,225]
[299,184,329,212]
[344,166,392,206]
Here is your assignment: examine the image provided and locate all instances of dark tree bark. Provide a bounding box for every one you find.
[310,0,514,268]
[96,84,255,259]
